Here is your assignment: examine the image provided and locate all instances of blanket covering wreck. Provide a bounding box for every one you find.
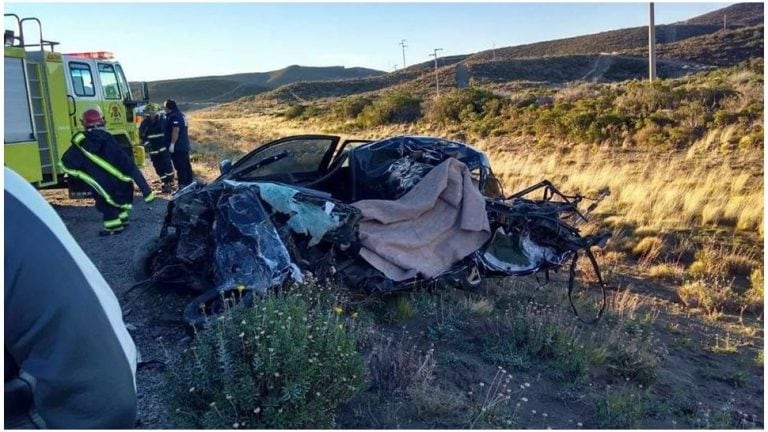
[352,158,491,281]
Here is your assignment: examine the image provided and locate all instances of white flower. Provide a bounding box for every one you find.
[521,397,528,402]
[577,422,583,427]
[253,407,261,413]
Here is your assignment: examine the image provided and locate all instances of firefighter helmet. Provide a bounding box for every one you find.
[144,103,158,115]
[81,108,105,128]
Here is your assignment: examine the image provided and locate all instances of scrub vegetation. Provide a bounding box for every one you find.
[171,58,763,428]
[149,4,767,425]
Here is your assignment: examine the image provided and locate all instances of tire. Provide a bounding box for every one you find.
[132,236,163,282]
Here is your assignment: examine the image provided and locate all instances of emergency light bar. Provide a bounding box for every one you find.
[64,51,114,60]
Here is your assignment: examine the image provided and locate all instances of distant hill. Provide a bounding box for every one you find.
[156,3,764,109]
[679,2,763,27]
[467,3,763,63]
[624,24,764,67]
[131,65,384,109]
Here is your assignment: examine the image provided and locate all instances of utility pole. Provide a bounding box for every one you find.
[492,42,496,61]
[429,48,443,97]
[648,2,656,82]
[399,39,408,69]
[723,14,727,31]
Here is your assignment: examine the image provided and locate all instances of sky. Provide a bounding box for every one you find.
[5,2,734,82]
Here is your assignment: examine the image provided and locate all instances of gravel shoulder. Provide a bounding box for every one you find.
[44,181,187,429]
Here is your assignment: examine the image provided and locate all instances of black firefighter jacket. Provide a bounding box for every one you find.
[60,128,135,209]
[139,115,167,154]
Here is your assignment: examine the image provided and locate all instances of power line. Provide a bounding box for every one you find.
[648,2,656,81]
[428,48,443,97]
[399,39,408,69]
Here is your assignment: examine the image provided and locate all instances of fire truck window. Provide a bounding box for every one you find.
[98,63,121,100]
[114,64,133,100]
[69,63,95,97]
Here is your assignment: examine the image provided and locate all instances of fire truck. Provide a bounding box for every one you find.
[4,14,147,191]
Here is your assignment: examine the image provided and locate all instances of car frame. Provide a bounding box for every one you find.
[137,134,610,325]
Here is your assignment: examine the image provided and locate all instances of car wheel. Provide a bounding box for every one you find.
[132,236,163,282]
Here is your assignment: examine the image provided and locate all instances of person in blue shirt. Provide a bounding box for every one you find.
[5,166,137,428]
[163,99,194,191]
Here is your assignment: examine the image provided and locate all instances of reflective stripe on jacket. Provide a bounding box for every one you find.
[60,129,135,209]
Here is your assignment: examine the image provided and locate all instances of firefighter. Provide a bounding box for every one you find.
[60,108,155,236]
[140,103,175,193]
[163,99,194,191]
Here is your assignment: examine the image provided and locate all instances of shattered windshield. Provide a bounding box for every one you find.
[231,137,336,180]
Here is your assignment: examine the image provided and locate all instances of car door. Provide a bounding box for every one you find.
[225,135,342,185]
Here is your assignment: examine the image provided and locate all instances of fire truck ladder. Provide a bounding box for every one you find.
[16,16,60,186]
[26,56,58,185]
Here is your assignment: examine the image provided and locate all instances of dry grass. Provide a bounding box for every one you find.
[677,277,736,319]
[462,296,495,316]
[478,140,763,235]
[647,263,687,281]
[186,112,762,240]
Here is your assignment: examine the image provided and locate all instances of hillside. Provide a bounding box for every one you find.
[624,24,764,67]
[680,2,763,27]
[467,3,763,63]
[133,65,384,109]
[155,3,764,110]
[247,3,763,105]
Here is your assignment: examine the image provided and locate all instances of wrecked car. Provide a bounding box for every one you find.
[134,135,610,326]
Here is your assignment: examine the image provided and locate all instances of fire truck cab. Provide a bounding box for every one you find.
[4,14,146,188]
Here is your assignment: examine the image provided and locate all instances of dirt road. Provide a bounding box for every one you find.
[44,185,186,429]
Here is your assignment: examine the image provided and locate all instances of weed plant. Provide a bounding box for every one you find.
[163,278,365,428]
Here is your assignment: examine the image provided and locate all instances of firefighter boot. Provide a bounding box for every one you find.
[99,217,126,237]
[119,209,131,227]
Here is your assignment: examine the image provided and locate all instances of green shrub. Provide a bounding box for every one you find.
[298,104,323,120]
[592,387,654,428]
[713,110,738,127]
[335,96,373,120]
[425,88,503,126]
[283,104,306,120]
[163,283,366,428]
[357,92,422,127]
[738,130,764,150]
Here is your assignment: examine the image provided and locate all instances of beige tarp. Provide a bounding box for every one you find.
[352,158,491,281]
